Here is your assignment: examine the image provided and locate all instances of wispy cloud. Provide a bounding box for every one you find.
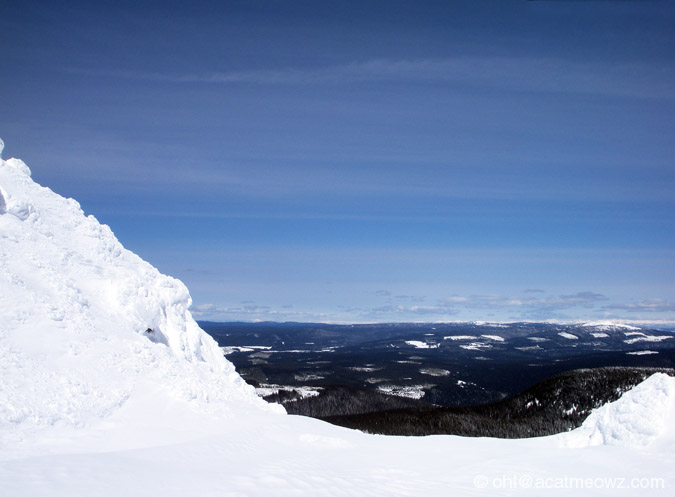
[191,289,675,323]
[361,303,459,319]
[72,56,674,100]
[192,302,331,322]
[606,299,675,313]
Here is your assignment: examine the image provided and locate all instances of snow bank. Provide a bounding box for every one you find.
[561,373,675,448]
[0,145,278,447]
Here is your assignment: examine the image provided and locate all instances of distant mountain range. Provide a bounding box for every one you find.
[201,321,675,407]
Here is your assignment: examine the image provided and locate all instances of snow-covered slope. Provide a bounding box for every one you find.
[0,141,278,449]
[1,141,673,496]
[580,320,642,331]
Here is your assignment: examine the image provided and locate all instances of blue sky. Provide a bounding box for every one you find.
[2,0,674,323]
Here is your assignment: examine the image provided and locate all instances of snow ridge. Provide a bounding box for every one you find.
[0,146,278,446]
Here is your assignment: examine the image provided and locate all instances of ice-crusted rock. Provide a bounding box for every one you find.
[0,142,280,446]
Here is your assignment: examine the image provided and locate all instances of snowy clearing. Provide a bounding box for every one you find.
[376,384,432,400]
[256,385,323,400]
[460,342,492,351]
[404,340,439,349]
[420,368,451,377]
[625,335,673,345]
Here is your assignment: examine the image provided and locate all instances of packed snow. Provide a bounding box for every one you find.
[0,149,279,450]
[558,331,580,340]
[1,144,674,496]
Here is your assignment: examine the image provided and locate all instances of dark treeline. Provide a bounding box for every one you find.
[279,367,673,438]
[267,385,422,417]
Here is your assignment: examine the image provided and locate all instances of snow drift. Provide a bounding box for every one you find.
[1,140,673,496]
[0,141,277,448]
[561,373,675,448]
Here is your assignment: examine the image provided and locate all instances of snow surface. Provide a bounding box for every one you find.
[1,146,674,496]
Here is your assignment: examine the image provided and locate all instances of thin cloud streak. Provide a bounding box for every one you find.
[193,290,675,324]
[72,57,674,100]
[607,299,675,313]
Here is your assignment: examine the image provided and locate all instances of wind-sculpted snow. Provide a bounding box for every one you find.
[0,148,277,446]
[561,373,675,448]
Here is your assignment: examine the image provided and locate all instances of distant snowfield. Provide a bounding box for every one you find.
[404,340,439,349]
[1,144,674,496]
[582,321,642,331]
[624,334,673,345]
[376,383,432,399]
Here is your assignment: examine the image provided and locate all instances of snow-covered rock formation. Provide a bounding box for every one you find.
[561,372,675,448]
[0,142,278,448]
[1,141,673,496]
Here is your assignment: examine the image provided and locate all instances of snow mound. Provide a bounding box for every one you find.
[0,144,279,447]
[561,373,675,448]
